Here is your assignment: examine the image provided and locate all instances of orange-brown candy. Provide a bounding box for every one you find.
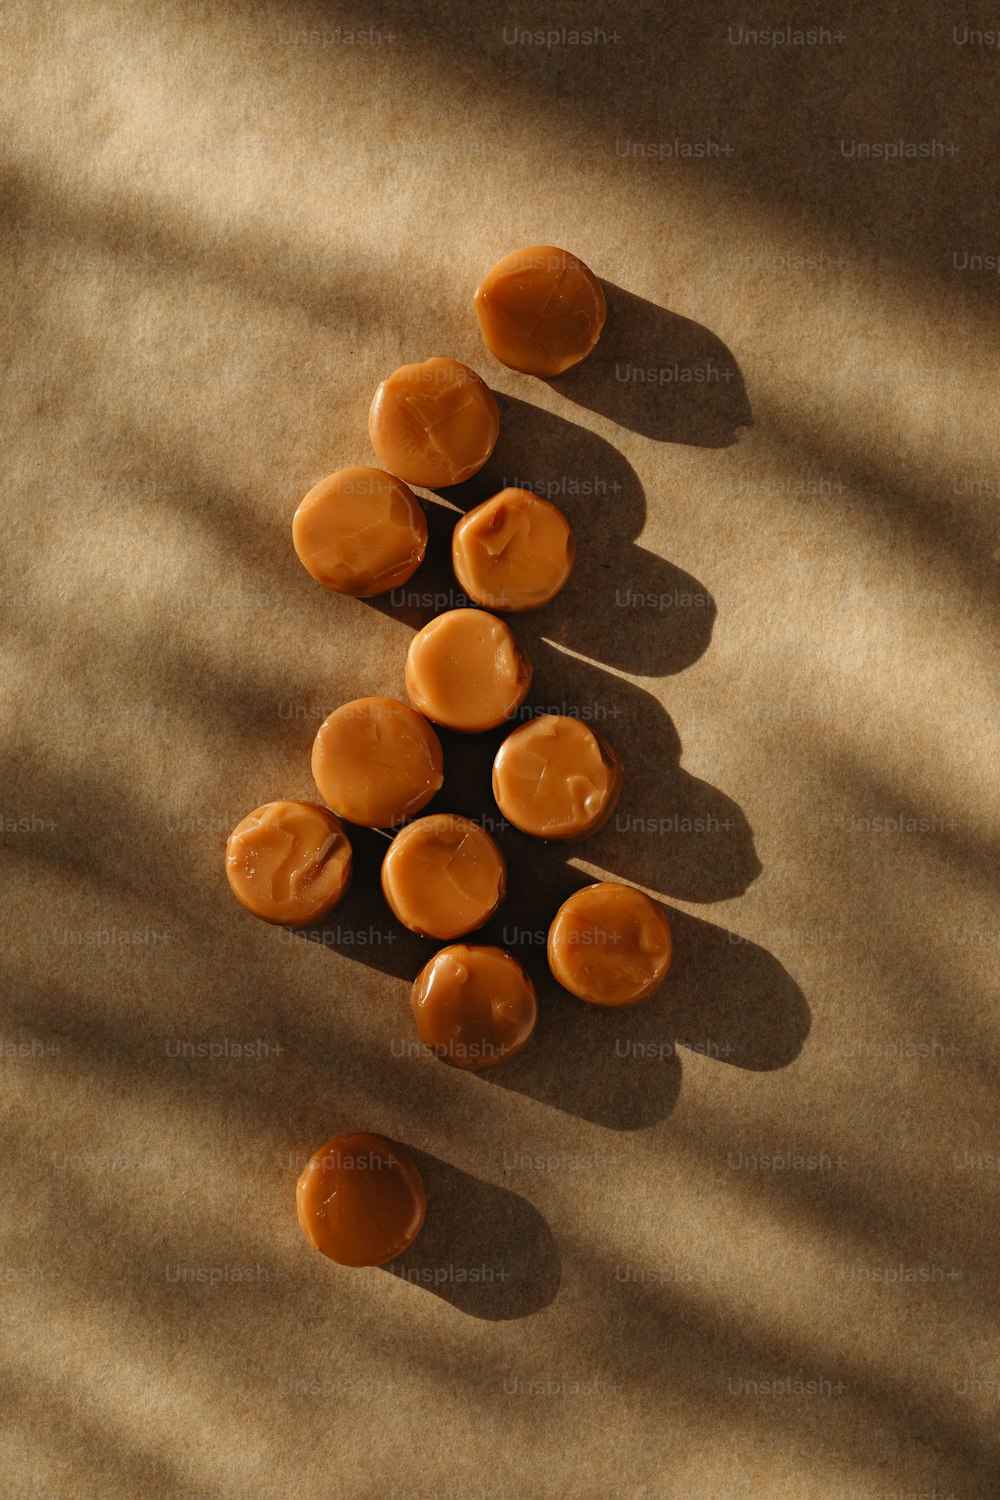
[474,246,607,377]
[292,466,427,597]
[405,608,531,732]
[368,357,500,488]
[225,800,352,925]
[381,814,506,939]
[296,1132,426,1267]
[548,882,672,1007]
[492,715,622,840]
[312,697,443,828]
[452,489,575,612]
[410,944,537,1071]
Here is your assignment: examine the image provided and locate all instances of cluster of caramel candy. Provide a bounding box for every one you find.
[225,248,672,1268]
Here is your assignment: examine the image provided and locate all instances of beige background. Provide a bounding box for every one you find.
[2,2,999,1496]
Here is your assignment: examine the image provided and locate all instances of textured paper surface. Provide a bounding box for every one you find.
[2,3,999,1497]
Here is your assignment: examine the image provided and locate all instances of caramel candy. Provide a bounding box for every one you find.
[368,357,500,488]
[225,800,352,925]
[452,489,575,612]
[548,882,672,1007]
[474,246,607,377]
[292,466,427,598]
[410,944,537,1071]
[381,814,506,939]
[296,1132,426,1267]
[312,698,443,828]
[492,714,622,840]
[405,608,531,733]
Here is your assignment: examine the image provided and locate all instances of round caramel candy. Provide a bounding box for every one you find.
[405,608,531,733]
[368,356,500,489]
[312,697,443,829]
[381,814,506,939]
[547,882,672,1007]
[452,488,575,612]
[296,1132,426,1267]
[410,944,537,1071]
[292,466,427,598]
[225,801,352,925]
[474,245,607,377]
[492,714,622,840]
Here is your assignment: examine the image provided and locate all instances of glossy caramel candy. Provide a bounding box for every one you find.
[311,697,443,828]
[368,357,499,488]
[492,714,622,840]
[548,882,672,1006]
[296,1132,426,1267]
[410,944,537,1070]
[405,608,531,733]
[225,800,352,925]
[452,488,575,612]
[292,466,427,597]
[474,246,607,377]
[382,814,506,939]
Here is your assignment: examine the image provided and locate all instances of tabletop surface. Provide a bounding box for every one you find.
[2,3,999,1497]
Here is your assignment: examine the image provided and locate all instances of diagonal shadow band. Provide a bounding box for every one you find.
[379,1150,561,1320]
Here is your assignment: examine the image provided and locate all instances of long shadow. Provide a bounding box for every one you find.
[546,282,753,447]
[380,1150,560,1319]
[511,637,761,904]
[366,396,717,679]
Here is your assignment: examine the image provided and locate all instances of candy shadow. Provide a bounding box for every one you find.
[545,282,753,447]
[474,860,808,1130]
[515,639,762,905]
[380,1150,560,1319]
